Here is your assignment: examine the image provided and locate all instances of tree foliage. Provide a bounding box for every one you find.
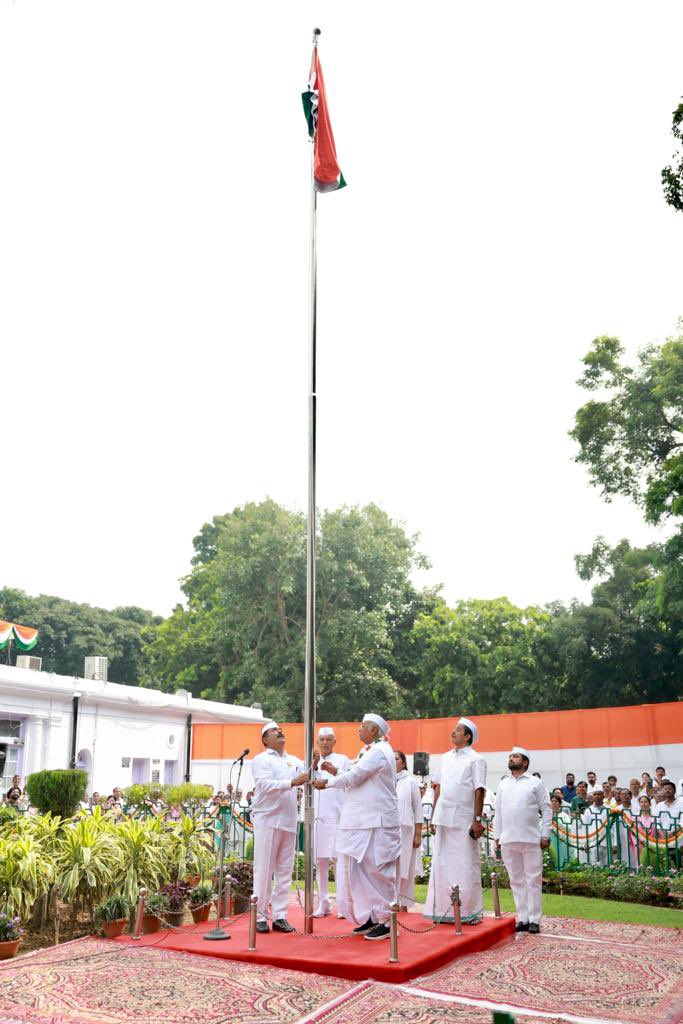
[662,98,683,212]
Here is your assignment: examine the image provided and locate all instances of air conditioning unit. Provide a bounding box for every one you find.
[16,655,42,671]
[84,656,108,681]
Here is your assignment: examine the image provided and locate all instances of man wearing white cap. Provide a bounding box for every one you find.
[311,726,351,917]
[493,747,552,934]
[424,717,487,925]
[312,713,400,941]
[251,722,309,933]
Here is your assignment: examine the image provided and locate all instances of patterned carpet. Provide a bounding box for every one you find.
[415,933,683,1023]
[0,938,352,1024]
[541,915,683,949]
[308,982,564,1024]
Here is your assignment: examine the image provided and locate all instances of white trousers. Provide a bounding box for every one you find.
[423,825,483,923]
[253,823,297,922]
[335,828,400,926]
[501,841,543,925]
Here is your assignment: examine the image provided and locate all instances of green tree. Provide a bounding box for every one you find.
[662,98,683,212]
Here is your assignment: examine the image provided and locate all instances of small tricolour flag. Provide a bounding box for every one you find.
[302,48,346,192]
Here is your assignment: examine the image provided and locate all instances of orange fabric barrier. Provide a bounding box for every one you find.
[192,701,683,761]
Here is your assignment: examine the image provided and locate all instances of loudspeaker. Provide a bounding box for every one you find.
[413,751,429,777]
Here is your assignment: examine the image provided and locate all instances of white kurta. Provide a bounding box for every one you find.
[423,745,487,923]
[327,741,400,925]
[251,747,304,922]
[314,751,351,859]
[493,771,551,926]
[396,769,423,905]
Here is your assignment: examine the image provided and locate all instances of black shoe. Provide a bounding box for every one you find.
[352,917,375,935]
[515,921,529,932]
[528,923,540,934]
[364,922,391,941]
[256,920,269,933]
[272,918,295,933]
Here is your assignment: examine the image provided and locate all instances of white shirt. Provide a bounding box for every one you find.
[396,770,423,827]
[314,751,351,822]
[493,772,552,844]
[432,746,487,829]
[328,741,400,830]
[654,797,683,829]
[251,747,304,833]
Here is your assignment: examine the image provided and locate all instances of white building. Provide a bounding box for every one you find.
[0,663,264,798]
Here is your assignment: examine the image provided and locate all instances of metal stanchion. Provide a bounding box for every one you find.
[131,887,147,940]
[389,902,399,963]
[450,885,462,935]
[205,832,231,941]
[491,871,502,917]
[247,894,257,951]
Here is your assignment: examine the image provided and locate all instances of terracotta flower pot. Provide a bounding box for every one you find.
[101,919,127,939]
[166,910,185,928]
[0,939,21,960]
[141,913,161,935]
[213,894,230,918]
[191,904,211,924]
[230,896,250,915]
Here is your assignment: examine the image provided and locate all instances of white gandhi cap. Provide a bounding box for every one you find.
[363,713,389,736]
[318,726,335,738]
[261,721,280,736]
[457,717,479,743]
[511,746,530,761]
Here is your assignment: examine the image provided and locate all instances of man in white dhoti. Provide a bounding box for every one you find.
[395,750,423,910]
[493,747,551,934]
[251,722,309,933]
[312,713,400,941]
[311,726,351,917]
[423,716,486,924]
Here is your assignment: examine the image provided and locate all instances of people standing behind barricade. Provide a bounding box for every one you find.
[311,726,350,919]
[493,747,551,934]
[635,795,656,864]
[654,779,683,830]
[614,789,639,868]
[549,793,572,867]
[602,782,619,811]
[424,716,486,926]
[586,771,598,795]
[580,787,610,865]
[395,750,422,911]
[628,778,642,806]
[560,773,577,803]
[570,782,590,815]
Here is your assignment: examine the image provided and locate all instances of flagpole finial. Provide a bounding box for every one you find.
[312,27,321,45]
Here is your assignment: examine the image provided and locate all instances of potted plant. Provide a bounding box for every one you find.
[94,894,131,939]
[160,881,189,927]
[225,859,254,915]
[141,891,168,934]
[189,881,214,923]
[0,912,23,960]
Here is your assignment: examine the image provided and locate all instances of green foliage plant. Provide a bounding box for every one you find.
[113,817,169,907]
[662,99,683,212]
[142,890,169,917]
[26,770,88,820]
[0,911,23,941]
[165,813,215,882]
[225,858,254,899]
[165,783,213,816]
[93,893,131,924]
[0,836,55,919]
[189,880,214,907]
[55,812,120,911]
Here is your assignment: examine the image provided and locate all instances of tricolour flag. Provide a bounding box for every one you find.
[302,50,346,192]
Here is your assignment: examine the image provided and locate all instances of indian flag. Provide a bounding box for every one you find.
[0,620,39,651]
[302,49,346,192]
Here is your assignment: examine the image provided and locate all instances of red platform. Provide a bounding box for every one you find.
[113,909,515,984]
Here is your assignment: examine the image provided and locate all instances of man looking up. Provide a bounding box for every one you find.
[493,747,551,934]
[312,713,399,941]
[424,717,487,925]
[654,779,683,830]
[251,722,309,933]
[311,726,350,918]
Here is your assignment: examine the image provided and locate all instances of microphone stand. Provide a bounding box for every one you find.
[204,754,243,941]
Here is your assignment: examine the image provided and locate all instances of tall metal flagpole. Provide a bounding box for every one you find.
[303,25,321,936]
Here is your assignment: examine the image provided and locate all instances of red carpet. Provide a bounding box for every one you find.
[113,909,515,983]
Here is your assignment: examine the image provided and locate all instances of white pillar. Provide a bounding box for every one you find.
[25,717,46,776]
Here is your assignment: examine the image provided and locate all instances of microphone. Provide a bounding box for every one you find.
[235,748,250,762]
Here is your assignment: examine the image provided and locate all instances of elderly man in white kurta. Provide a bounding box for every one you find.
[493,747,552,934]
[251,721,309,933]
[312,726,351,917]
[313,713,400,941]
[395,749,423,910]
[424,716,486,924]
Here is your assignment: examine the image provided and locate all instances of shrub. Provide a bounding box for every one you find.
[0,911,23,942]
[225,859,253,899]
[26,769,87,819]
[0,836,55,919]
[55,813,121,908]
[113,817,169,906]
[160,880,189,912]
[189,880,214,907]
[94,894,131,924]
[143,891,169,917]
[0,805,19,830]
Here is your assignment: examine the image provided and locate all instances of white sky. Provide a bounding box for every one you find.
[1,2,681,618]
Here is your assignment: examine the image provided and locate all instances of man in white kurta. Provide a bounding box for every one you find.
[493,747,552,934]
[251,721,309,932]
[424,717,486,924]
[395,749,423,909]
[313,713,400,941]
[312,726,351,917]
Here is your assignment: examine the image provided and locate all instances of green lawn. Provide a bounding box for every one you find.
[313,882,682,929]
